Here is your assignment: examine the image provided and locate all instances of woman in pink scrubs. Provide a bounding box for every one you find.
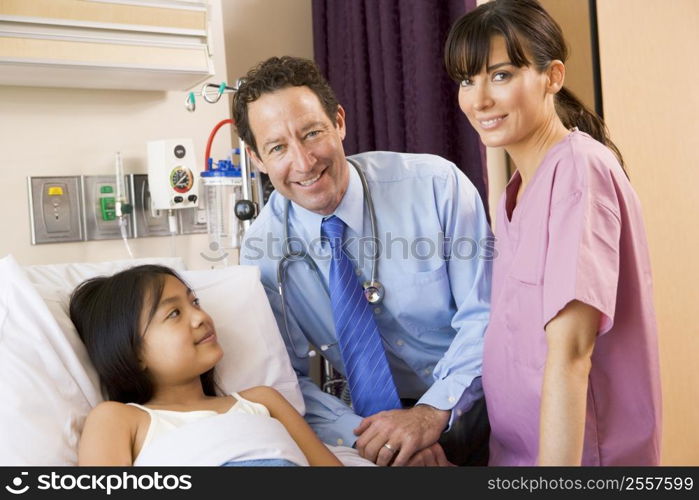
[444,0,661,465]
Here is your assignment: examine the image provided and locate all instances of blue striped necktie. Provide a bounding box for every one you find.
[321,215,401,417]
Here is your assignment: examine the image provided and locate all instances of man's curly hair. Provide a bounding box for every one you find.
[232,56,340,156]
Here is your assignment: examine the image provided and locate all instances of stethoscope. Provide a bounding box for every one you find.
[276,158,384,359]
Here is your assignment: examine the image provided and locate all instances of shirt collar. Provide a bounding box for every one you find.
[290,160,365,242]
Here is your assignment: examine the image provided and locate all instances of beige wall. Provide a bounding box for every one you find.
[0,0,232,270]
[539,0,595,112]
[221,0,314,89]
[597,0,699,465]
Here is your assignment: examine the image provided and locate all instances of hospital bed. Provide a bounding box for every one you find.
[0,254,371,466]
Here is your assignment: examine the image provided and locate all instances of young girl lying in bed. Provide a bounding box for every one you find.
[69,264,342,467]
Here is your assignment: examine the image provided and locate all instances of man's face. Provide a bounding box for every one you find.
[247,86,349,216]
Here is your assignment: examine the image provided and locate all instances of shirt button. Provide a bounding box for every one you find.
[396,339,404,347]
[355,268,362,276]
[448,396,456,403]
[374,307,382,315]
[337,438,344,446]
[457,409,463,417]
[423,368,431,375]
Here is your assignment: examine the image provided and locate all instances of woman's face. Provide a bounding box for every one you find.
[138,275,222,385]
[458,36,552,149]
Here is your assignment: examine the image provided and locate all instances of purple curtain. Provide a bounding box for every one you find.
[312,0,488,215]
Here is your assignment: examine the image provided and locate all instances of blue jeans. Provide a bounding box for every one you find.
[221,459,298,467]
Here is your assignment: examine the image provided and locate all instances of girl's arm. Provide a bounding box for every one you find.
[538,300,600,466]
[78,402,136,466]
[242,386,343,466]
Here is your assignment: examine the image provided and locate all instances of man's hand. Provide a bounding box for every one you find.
[353,405,450,466]
[405,442,455,466]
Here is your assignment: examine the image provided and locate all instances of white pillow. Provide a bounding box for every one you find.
[0,256,97,465]
[22,257,187,290]
[0,254,303,465]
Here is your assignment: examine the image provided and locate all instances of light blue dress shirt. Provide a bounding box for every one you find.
[241,151,492,447]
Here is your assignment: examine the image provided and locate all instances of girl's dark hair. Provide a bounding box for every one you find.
[232,56,340,157]
[444,0,624,167]
[69,264,219,404]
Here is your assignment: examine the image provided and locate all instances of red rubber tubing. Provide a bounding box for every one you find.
[204,118,233,170]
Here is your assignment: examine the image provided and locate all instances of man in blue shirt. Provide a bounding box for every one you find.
[236,56,491,466]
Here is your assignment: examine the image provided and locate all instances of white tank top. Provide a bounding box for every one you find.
[127,391,301,465]
[128,392,308,466]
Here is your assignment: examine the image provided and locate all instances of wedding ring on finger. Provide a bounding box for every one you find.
[383,443,398,454]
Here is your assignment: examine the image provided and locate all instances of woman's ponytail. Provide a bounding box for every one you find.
[555,86,625,169]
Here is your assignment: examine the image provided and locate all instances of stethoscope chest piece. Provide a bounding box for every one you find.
[363,280,385,305]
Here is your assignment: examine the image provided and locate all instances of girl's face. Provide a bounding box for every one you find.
[457,36,553,150]
[138,275,222,386]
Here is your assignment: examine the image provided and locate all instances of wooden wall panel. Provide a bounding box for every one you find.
[597,0,699,465]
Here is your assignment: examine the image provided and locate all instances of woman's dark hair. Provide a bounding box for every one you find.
[444,0,624,167]
[69,265,219,404]
[232,56,340,157]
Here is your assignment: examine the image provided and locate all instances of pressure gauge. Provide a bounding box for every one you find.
[170,166,194,193]
[148,138,199,210]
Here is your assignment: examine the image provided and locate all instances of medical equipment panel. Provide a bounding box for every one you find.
[81,175,134,241]
[147,138,200,212]
[27,176,83,244]
[131,174,175,238]
[27,172,213,245]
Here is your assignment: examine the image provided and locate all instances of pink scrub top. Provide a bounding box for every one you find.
[483,130,662,465]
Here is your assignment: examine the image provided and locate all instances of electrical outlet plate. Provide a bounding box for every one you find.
[82,175,134,241]
[131,174,174,238]
[28,173,211,245]
[28,176,84,244]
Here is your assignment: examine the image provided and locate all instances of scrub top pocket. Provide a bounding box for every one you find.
[503,276,547,371]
